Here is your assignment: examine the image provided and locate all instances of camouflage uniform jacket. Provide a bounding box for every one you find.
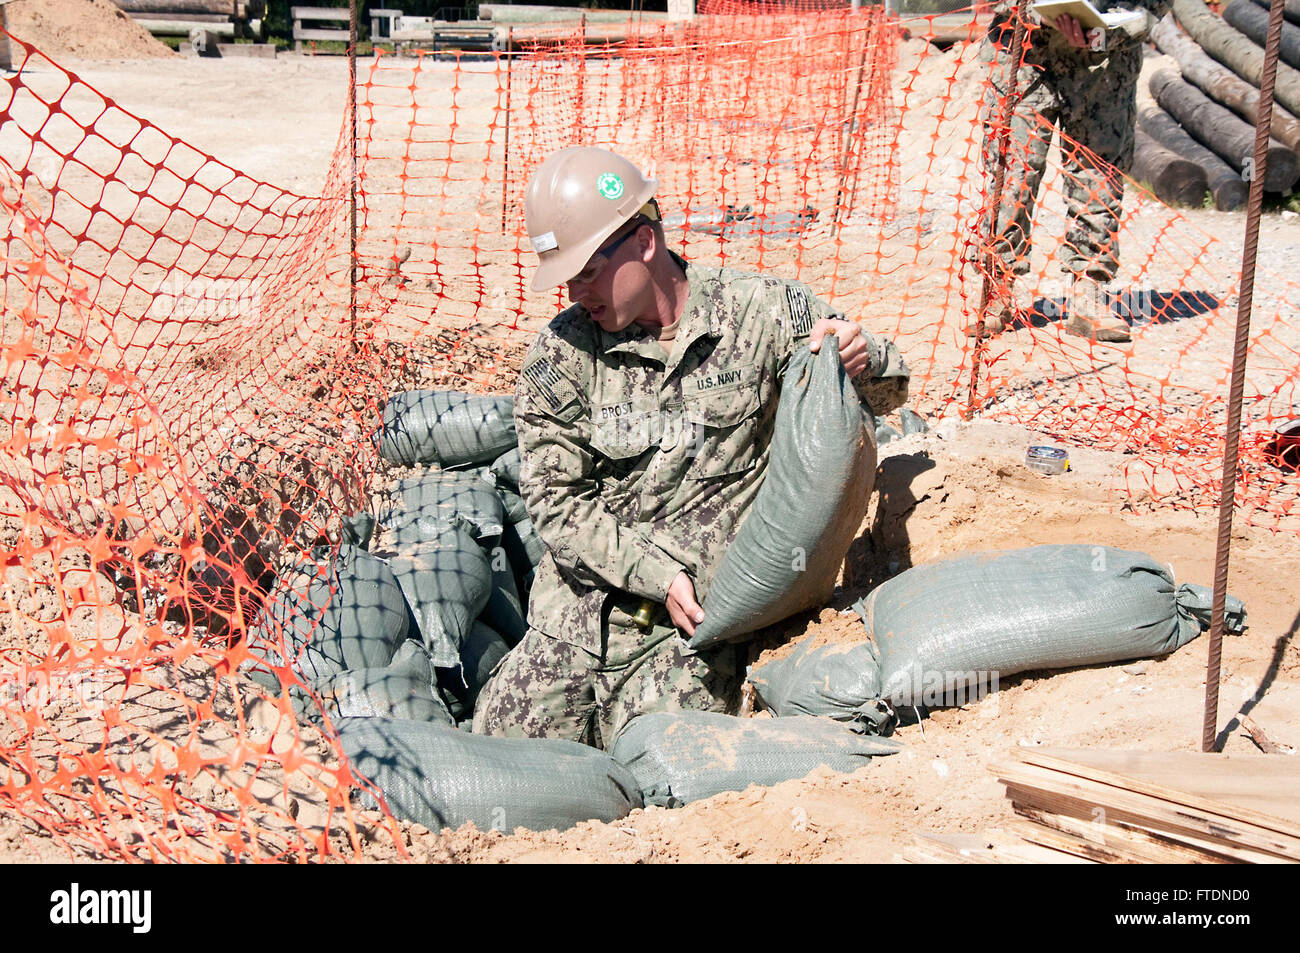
[515,254,909,654]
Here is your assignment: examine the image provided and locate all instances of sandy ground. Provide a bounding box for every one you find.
[0,32,1296,863]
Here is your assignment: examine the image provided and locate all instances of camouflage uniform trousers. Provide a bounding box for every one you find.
[979,21,1143,282]
[471,596,744,750]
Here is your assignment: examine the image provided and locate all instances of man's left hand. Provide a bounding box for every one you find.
[1054,13,1090,49]
[808,318,872,378]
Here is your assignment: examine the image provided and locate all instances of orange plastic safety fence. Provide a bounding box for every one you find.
[0,37,397,861]
[0,2,1296,861]
[357,6,898,381]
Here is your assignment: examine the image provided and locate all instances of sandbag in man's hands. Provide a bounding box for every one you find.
[808,318,872,379]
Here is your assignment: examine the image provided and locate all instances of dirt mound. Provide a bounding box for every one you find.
[5,0,175,61]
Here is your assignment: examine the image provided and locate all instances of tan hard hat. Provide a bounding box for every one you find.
[524,146,658,291]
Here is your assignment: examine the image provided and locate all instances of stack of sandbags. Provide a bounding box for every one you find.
[241,544,452,725]
[372,389,533,706]
[379,390,517,468]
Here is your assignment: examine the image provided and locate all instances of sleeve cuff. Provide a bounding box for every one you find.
[625,546,685,603]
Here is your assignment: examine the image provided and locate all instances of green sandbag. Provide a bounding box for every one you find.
[609,711,901,808]
[689,337,875,649]
[438,612,515,722]
[860,544,1249,707]
[296,641,454,726]
[339,717,643,832]
[479,550,526,646]
[461,621,511,703]
[494,481,529,524]
[377,470,505,545]
[500,512,544,596]
[749,639,897,735]
[478,471,539,599]
[439,620,512,719]
[245,544,410,688]
[380,390,516,468]
[379,518,492,670]
[489,447,522,490]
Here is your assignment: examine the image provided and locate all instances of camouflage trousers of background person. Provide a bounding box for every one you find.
[978,20,1143,282]
[472,594,744,750]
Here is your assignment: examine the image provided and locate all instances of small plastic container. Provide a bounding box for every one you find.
[1026,445,1070,475]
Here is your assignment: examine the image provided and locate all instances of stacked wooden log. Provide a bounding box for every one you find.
[1137,0,1300,209]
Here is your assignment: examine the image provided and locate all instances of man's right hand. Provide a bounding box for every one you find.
[666,570,705,637]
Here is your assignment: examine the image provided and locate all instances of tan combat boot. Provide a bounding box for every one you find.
[966,286,1026,338]
[1065,276,1131,344]
[966,306,1010,338]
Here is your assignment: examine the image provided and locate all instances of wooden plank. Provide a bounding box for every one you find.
[291,6,349,20]
[390,22,496,35]
[1018,748,1300,834]
[909,833,1019,864]
[292,27,350,41]
[997,768,1300,861]
[912,830,1092,865]
[997,763,1300,861]
[1007,819,1147,864]
[1008,784,1297,863]
[128,12,231,22]
[1014,802,1234,864]
[1016,804,1239,863]
[135,17,237,36]
[213,42,276,58]
[116,0,249,12]
[901,844,976,864]
[906,833,997,864]
[1015,800,1284,864]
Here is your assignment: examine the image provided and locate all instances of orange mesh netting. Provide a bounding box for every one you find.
[0,3,1296,860]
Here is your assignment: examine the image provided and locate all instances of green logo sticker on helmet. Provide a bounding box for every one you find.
[597,173,625,200]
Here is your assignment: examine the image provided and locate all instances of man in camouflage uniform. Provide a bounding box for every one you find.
[977,0,1171,342]
[473,147,909,749]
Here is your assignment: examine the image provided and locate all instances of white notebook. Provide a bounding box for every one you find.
[1032,0,1146,32]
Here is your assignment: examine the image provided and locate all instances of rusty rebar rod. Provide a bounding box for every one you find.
[501,27,514,236]
[348,0,358,350]
[1202,0,1288,753]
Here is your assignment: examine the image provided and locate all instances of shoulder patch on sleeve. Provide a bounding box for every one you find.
[521,357,579,414]
[785,285,816,337]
